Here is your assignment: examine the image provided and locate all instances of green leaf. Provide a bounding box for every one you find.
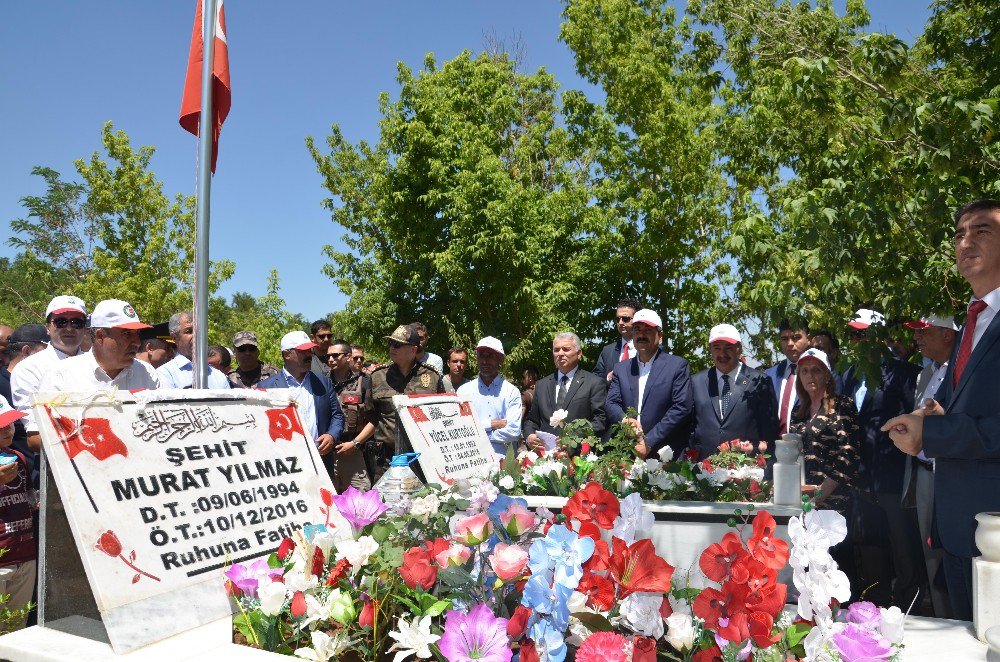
[571,611,614,633]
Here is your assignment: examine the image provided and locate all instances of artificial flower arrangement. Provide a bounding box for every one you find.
[225,479,905,661]
[498,413,772,503]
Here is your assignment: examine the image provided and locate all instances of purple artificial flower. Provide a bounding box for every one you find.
[333,486,388,529]
[438,603,512,662]
[224,558,283,599]
[845,601,882,629]
[832,623,895,662]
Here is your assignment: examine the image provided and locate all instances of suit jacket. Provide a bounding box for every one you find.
[689,365,778,459]
[523,369,607,438]
[259,370,345,475]
[605,351,693,457]
[923,311,1000,558]
[593,339,625,378]
[843,358,919,494]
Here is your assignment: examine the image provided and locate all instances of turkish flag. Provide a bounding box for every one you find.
[179,0,231,173]
[266,405,305,441]
[51,414,129,461]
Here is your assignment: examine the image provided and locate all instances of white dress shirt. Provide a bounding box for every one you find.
[456,376,522,455]
[155,354,231,390]
[969,286,1000,350]
[717,364,742,417]
[10,344,81,432]
[636,350,660,415]
[554,366,579,401]
[39,351,160,394]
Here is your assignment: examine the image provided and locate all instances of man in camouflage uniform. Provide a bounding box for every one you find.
[327,338,373,491]
[368,324,444,481]
[228,331,279,388]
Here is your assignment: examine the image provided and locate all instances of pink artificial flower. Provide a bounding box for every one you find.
[435,543,472,568]
[576,632,631,662]
[757,440,768,453]
[489,543,529,581]
[718,441,731,452]
[500,503,538,536]
[738,440,754,453]
[453,512,493,546]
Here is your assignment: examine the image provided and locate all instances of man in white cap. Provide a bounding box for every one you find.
[899,313,959,617]
[260,331,344,477]
[456,337,522,456]
[605,309,692,459]
[156,311,231,389]
[688,324,778,461]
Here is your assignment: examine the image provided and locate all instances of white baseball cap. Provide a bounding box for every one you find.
[797,347,832,372]
[904,314,958,331]
[632,309,662,330]
[0,396,27,429]
[45,295,87,318]
[475,336,505,356]
[848,308,885,330]
[280,331,317,352]
[90,299,152,330]
[709,323,741,345]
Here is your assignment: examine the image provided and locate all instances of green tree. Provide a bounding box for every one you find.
[308,51,607,370]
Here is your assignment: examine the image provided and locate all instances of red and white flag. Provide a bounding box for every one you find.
[179,0,231,173]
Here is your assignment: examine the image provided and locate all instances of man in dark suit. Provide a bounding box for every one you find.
[605,309,693,459]
[689,324,778,460]
[593,298,642,381]
[524,332,607,448]
[843,308,923,610]
[260,330,345,478]
[764,319,811,437]
[886,199,1000,620]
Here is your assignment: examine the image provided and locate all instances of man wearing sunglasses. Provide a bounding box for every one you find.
[369,325,444,480]
[593,298,642,381]
[327,340,374,491]
[228,331,278,388]
[10,295,88,437]
[309,320,334,378]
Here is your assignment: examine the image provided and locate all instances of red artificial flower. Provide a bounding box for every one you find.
[632,635,657,662]
[507,605,532,640]
[584,538,610,573]
[718,441,731,452]
[276,537,295,561]
[693,582,749,630]
[692,644,722,662]
[424,537,450,560]
[746,581,787,617]
[311,546,325,578]
[519,639,539,662]
[290,590,307,618]
[749,480,762,496]
[747,511,789,571]
[399,547,438,590]
[326,558,351,586]
[698,532,747,583]
[265,405,305,441]
[581,442,592,455]
[684,449,700,462]
[701,459,713,472]
[748,610,780,648]
[717,609,750,644]
[659,595,673,618]
[578,573,616,612]
[563,482,620,529]
[755,454,767,468]
[359,599,375,627]
[577,632,631,662]
[608,537,674,598]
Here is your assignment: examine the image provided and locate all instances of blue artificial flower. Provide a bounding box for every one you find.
[530,618,568,662]
[527,524,594,590]
[302,523,327,542]
[521,574,573,632]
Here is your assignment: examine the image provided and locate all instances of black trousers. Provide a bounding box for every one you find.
[872,491,928,609]
[942,551,973,622]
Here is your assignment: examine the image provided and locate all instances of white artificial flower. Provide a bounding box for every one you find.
[409,494,440,523]
[657,445,674,462]
[499,474,515,490]
[549,408,569,428]
[651,470,685,491]
[794,564,851,624]
[387,614,441,662]
[535,507,555,522]
[612,493,654,545]
[802,621,844,662]
[619,592,665,639]
[698,465,731,486]
[283,560,320,593]
[518,450,539,464]
[733,465,765,481]
[257,578,287,617]
[585,453,599,463]
[312,530,337,559]
[467,478,501,512]
[335,536,379,574]
[787,510,848,571]
[564,591,598,646]
[532,460,565,478]
[880,605,905,644]
[294,630,351,662]
[664,612,694,651]
[299,592,327,630]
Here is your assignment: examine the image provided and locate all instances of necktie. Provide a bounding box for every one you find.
[621,343,630,361]
[720,374,731,418]
[953,300,988,386]
[557,374,569,407]
[778,363,796,435]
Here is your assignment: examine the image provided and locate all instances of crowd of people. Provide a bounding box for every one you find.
[0,199,998,629]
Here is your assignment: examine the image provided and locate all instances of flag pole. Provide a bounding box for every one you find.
[193,0,218,389]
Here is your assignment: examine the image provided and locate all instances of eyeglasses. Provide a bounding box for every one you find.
[236,346,257,353]
[51,317,86,329]
[315,333,333,340]
[387,340,406,350]
[352,355,363,362]
[616,316,633,322]
[326,352,348,360]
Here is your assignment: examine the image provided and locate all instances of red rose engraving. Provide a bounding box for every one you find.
[265,405,304,441]
[94,530,160,583]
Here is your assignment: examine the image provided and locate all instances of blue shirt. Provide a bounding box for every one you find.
[156,354,231,390]
[456,375,522,455]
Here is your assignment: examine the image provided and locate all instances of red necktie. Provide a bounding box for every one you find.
[778,363,796,435]
[621,344,630,361]
[953,300,988,386]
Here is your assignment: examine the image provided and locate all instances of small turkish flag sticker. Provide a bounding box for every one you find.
[266,405,304,441]
[52,415,128,461]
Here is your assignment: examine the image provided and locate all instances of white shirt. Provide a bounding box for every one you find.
[156,354,231,390]
[39,351,160,394]
[636,351,660,415]
[554,366,579,401]
[10,343,80,432]
[916,361,948,465]
[969,286,1000,350]
[618,340,636,362]
[279,370,319,441]
[717,364,742,417]
[456,376,522,455]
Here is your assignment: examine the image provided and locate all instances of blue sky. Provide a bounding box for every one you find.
[1,1,931,323]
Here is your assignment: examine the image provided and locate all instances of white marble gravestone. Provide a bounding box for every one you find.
[31,389,346,654]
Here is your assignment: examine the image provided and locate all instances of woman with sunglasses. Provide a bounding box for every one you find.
[367,325,444,481]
